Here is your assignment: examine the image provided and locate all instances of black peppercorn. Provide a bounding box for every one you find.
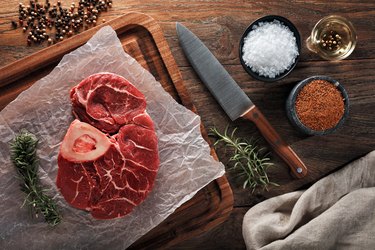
[11,20,18,29]
[15,0,114,45]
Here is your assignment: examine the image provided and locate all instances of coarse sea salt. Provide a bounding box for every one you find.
[242,20,299,79]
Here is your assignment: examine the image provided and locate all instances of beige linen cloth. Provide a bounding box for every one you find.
[243,150,375,249]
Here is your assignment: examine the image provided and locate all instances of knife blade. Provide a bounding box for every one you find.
[176,22,307,178]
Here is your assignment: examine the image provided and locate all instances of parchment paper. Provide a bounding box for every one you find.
[0,26,225,250]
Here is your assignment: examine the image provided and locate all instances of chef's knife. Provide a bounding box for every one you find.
[176,23,307,178]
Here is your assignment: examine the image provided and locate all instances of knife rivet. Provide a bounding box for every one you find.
[297,167,302,173]
[253,112,259,119]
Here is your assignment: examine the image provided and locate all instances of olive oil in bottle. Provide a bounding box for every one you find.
[306,15,357,60]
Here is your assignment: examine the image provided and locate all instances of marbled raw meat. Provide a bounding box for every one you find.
[70,73,148,133]
[57,73,159,219]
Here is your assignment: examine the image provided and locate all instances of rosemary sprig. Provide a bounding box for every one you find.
[210,126,278,191]
[10,129,61,226]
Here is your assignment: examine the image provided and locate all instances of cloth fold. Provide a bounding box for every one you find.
[243,150,375,249]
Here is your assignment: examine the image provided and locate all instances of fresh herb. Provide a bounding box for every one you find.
[10,130,61,226]
[210,127,278,191]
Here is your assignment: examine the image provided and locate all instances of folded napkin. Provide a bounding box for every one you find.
[243,150,375,249]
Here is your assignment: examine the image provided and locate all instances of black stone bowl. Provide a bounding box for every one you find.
[286,75,350,136]
[239,15,301,82]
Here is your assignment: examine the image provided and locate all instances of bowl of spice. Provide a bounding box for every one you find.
[239,15,301,82]
[286,76,349,135]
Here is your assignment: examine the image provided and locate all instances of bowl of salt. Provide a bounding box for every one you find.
[239,15,301,82]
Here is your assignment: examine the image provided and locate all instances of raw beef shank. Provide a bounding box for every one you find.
[57,73,159,219]
[70,72,149,133]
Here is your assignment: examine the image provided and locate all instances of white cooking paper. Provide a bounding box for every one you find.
[0,26,225,250]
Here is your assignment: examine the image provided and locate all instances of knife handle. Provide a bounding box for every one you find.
[242,106,307,178]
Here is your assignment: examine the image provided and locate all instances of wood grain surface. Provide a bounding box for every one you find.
[1,1,375,249]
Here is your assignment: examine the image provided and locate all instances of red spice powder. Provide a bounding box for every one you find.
[295,80,345,131]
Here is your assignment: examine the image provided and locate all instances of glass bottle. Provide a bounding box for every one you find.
[306,15,357,60]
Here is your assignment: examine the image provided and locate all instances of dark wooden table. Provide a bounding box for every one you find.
[1,1,375,249]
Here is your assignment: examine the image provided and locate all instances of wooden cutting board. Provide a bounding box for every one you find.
[0,12,233,249]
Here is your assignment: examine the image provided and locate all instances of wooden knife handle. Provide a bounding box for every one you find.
[242,106,307,178]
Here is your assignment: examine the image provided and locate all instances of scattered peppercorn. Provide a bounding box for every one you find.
[11,0,113,46]
[11,20,18,29]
